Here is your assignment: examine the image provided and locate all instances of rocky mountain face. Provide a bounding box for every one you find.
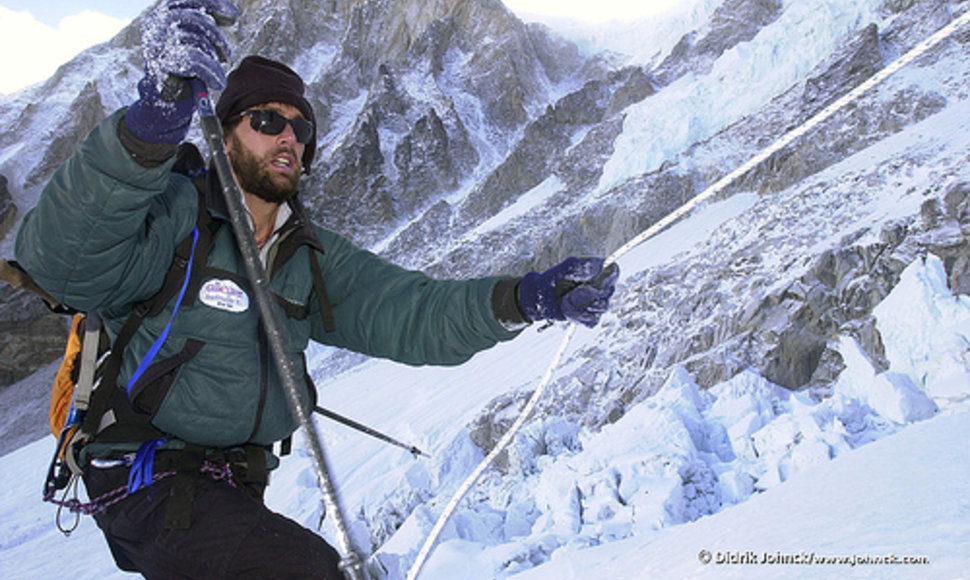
[0,178,70,390]
[0,0,968,559]
[0,0,593,397]
[226,0,596,247]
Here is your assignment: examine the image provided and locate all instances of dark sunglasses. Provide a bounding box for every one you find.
[238,109,314,144]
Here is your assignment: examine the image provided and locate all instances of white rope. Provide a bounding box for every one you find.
[405,323,577,580]
[405,10,970,579]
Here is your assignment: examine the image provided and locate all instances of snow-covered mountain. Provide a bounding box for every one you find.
[2,0,970,578]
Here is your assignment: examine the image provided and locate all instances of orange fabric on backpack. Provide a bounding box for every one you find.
[50,314,84,437]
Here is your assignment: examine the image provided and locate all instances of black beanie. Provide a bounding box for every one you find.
[216,55,317,173]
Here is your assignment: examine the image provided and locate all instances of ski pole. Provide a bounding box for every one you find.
[190,79,367,580]
[314,406,430,458]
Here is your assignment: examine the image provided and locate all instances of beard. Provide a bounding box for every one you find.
[227,133,302,204]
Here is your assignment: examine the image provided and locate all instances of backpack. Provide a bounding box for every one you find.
[49,313,109,446]
[50,314,84,438]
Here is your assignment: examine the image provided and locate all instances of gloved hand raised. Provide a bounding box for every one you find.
[517,257,619,328]
[125,0,240,144]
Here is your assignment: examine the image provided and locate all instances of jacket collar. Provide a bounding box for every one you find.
[204,163,325,260]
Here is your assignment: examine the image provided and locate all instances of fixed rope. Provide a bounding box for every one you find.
[406,9,970,579]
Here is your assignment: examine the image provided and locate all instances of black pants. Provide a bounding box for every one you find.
[84,466,345,579]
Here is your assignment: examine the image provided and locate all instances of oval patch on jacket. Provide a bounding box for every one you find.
[199,279,250,313]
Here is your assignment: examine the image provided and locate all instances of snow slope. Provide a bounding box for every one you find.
[512,407,970,580]
[1,251,967,579]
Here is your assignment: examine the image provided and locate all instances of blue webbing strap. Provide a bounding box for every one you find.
[125,226,200,397]
[128,438,168,494]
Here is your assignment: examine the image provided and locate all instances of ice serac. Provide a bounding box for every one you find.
[652,0,785,87]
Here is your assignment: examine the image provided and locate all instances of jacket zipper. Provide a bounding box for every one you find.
[248,222,300,443]
[249,324,269,442]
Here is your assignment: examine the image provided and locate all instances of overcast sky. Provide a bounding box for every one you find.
[0,0,685,95]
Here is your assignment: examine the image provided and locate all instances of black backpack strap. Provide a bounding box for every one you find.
[172,143,207,191]
[279,436,292,457]
[308,249,336,333]
[79,308,144,437]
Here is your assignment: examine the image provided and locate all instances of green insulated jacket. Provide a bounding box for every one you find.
[16,109,522,449]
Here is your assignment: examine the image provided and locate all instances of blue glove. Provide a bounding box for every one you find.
[126,0,240,144]
[518,257,619,328]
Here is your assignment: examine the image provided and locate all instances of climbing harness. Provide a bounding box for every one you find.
[406,9,970,579]
[45,456,239,534]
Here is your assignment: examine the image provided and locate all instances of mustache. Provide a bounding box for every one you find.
[269,147,301,168]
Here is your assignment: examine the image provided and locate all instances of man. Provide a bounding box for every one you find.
[15,0,618,578]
